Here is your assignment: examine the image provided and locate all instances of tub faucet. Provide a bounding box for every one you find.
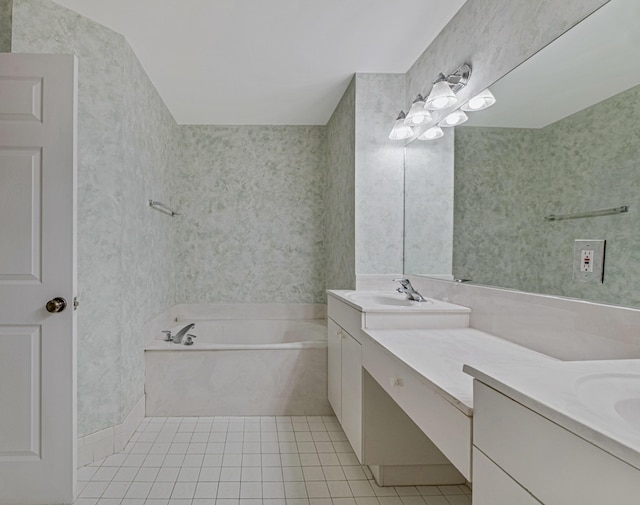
[172,323,196,344]
[393,278,427,302]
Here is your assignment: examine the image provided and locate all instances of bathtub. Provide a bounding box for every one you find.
[144,304,332,417]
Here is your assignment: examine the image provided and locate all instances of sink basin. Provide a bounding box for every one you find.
[343,291,431,308]
[616,398,640,428]
[575,373,640,433]
[344,292,415,307]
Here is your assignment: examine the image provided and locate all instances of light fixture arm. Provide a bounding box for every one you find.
[441,63,471,93]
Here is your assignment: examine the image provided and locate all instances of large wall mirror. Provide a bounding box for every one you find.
[404,0,640,308]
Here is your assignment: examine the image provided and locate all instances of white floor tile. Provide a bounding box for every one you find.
[327,481,353,498]
[171,481,197,499]
[124,481,152,499]
[148,482,175,499]
[194,481,218,499]
[282,467,304,482]
[306,481,330,498]
[355,498,381,505]
[284,481,308,499]
[101,481,130,499]
[134,467,159,482]
[302,466,325,481]
[73,416,472,505]
[263,482,286,499]
[240,481,263,499]
[218,481,241,498]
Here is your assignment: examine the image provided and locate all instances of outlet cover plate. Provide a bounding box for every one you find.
[573,239,605,283]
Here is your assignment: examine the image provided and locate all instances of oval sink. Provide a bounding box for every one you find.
[342,291,435,308]
[344,292,415,307]
[615,398,640,428]
[575,372,640,433]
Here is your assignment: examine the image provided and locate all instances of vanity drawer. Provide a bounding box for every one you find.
[474,381,640,504]
[363,338,471,480]
[327,295,364,342]
[472,448,538,505]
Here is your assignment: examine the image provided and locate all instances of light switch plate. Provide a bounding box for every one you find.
[573,239,605,283]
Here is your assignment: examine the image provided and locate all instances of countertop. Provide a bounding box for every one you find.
[328,290,471,314]
[464,360,640,471]
[363,327,557,415]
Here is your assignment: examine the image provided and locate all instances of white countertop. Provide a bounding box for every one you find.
[464,360,640,471]
[328,290,471,314]
[364,327,557,415]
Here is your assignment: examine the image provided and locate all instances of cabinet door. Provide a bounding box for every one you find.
[341,332,363,461]
[327,318,342,421]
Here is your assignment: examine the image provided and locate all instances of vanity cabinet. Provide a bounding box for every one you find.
[473,380,640,504]
[327,316,363,460]
[326,291,470,485]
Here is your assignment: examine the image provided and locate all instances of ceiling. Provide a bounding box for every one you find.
[51,0,467,125]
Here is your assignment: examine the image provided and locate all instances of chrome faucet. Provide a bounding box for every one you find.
[169,323,196,344]
[393,278,427,302]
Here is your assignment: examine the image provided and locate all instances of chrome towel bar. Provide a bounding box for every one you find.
[149,199,180,216]
[545,205,628,222]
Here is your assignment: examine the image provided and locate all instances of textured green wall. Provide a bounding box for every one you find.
[0,0,11,51]
[13,0,178,436]
[454,83,640,307]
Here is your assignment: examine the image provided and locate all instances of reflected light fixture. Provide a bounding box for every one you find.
[388,111,414,140]
[424,63,471,111]
[417,126,444,141]
[461,88,496,111]
[439,109,469,127]
[404,94,432,126]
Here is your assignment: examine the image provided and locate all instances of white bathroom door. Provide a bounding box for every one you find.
[0,54,77,505]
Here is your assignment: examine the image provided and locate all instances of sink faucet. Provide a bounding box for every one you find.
[171,323,196,344]
[393,278,427,302]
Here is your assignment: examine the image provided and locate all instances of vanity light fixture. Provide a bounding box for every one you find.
[439,109,469,127]
[417,125,444,141]
[388,111,414,140]
[424,63,472,110]
[461,88,496,111]
[404,94,432,126]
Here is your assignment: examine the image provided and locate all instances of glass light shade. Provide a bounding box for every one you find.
[425,79,457,110]
[388,112,414,140]
[439,109,469,127]
[461,88,496,111]
[417,126,444,141]
[404,95,432,126]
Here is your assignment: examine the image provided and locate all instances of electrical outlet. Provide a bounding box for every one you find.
[580,250,594,272]
[573,240,605,283]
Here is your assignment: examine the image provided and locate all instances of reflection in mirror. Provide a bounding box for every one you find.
[404,134,454,278]
[404,0,640,307]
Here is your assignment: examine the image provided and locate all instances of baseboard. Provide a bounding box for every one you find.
[77,395,145,468]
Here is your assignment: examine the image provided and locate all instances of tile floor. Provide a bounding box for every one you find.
[75,416,471,505]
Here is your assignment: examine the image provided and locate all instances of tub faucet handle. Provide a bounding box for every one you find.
[183,334,197,346]
[161,330,173,342]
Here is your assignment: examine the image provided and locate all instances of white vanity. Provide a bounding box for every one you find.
[467,361,640,504]
[327,289,640,502]
[327,290,472,485]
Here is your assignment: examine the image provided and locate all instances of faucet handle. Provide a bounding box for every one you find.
[393,278,412,288]
[161,330,173,341]
[183,334,197,346]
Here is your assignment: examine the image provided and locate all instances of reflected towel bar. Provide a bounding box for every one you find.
[149,199,180,216]
[545,205,628,222]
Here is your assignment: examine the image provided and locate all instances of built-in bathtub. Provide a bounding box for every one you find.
[144,304,331,417]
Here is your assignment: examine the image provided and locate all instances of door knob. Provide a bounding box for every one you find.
[46,297,67,313]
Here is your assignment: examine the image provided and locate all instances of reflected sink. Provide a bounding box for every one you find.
[575,373,640,433]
